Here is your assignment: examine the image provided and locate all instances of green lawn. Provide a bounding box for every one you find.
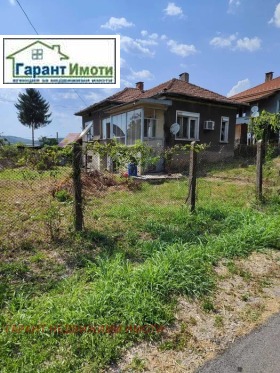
[0,159,280,372]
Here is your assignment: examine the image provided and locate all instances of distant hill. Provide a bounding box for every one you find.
[2,136,64,146]
[3,136,39,145]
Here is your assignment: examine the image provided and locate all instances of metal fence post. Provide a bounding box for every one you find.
[72,142,83,231]
[256,140,263,201]
[186,141,197,212]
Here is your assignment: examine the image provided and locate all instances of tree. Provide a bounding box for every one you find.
[249,110,280,142]
[38,136,58,146]
[0,133,9,147]
[15,88,52,147]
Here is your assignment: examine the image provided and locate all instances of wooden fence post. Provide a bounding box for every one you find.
[186,141,197,212]
[256,140,263,201]
[72,142,83,231]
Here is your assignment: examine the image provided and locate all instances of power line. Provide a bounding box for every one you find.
[14,0,88,108]
[72,89,88,106]
[15,0,39,35]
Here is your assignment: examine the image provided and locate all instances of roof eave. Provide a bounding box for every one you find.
[104,98,172,115]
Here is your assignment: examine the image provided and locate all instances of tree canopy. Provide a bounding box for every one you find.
[15,88,52,146]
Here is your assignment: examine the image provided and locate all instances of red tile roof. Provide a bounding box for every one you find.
[141,78,241,105]
[231,76,280,103]
[75,77,241,115]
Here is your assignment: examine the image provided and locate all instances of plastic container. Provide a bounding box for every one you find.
[128,163,137,176]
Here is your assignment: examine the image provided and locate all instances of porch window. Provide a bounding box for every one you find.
[126,109,142,145]
[111,113,126,143]
[175,111,200,140]
[144,118,156,138]
[220,117,229,143]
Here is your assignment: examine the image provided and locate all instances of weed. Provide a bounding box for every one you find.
[127,356,147,372]
[242,303,266,322]
[201,298,215,313]
[241,293,250,302]
[54,189,72,202]
[159,325,194,352]
[214,315,224,328]
[189,316,198,326]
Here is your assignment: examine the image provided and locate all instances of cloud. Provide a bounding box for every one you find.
[127,69,154,81]
[228,0,241,14]
[167,39,197,57]
[235,37,261,52]
[210,34,237,48]
[51,91,78,101]
[120,35,155,56]
[141,30,148,37]
[210,34,261,52]
[83,88,117,102]
[269,3,280,27]
[163,2,183,16]
[0,88,23,104]
[135,38,158,47]
[227,78,251,97]
[8,0,16,5]
[120,57,126,68]
[101,17,134,30]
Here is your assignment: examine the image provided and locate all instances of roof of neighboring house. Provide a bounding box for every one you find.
[58,133,80,147]
[231,76,280,103]
[75,77,242,116]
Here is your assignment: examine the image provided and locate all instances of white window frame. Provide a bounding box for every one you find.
[175,111,200,141]
[220,116,229,143]
[84,120,94,142]
[102,117,111,139]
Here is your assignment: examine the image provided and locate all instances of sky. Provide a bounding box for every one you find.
[1,0,280,140]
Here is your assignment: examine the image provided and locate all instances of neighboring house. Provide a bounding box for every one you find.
[58,133,80,148]
[74,73,242,172]
[232,72,280,145]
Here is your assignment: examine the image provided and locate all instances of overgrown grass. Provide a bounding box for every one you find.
[1,159,280,372]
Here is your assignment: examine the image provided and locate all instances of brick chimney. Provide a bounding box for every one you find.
[265,72,273,82]
[136,81,144,91]
[179,72,189,83]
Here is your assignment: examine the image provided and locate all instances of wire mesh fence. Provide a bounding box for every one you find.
[0,141,279,251]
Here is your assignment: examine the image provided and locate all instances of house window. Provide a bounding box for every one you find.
[32,49,43,60]
[175,111,200,140]
[144,118,156,138]
[102,118,111,139]
[220,117,229,143]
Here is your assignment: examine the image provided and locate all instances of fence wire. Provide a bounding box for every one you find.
[0,142,279,251]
